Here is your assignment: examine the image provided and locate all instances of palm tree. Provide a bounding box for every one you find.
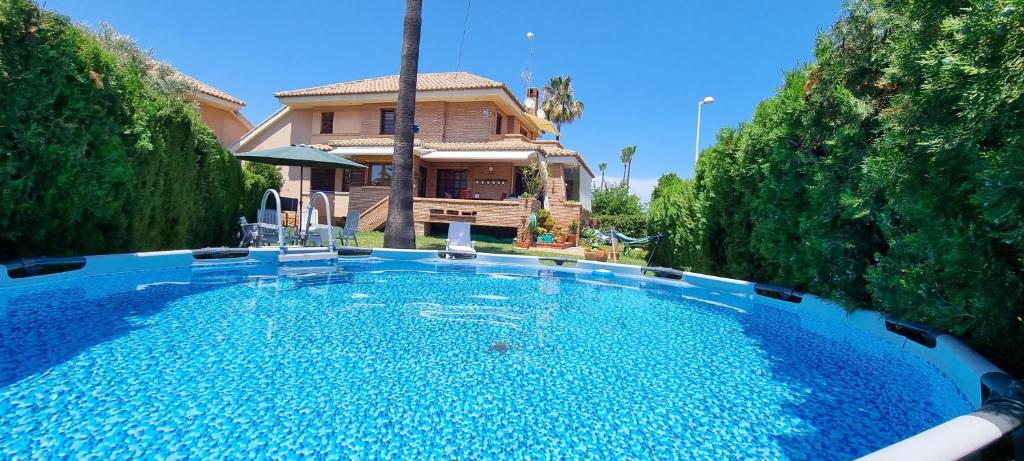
[598,162,607,189]
[383,0,422,249]
[540,76,584,140]
[620,145,636,188]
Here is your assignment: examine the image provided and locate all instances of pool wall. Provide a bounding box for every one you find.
[1,246,1017,460]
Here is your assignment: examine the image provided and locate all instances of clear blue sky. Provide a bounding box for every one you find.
[44,0,842,201]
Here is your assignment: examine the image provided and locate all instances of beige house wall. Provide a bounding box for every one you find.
[198,104,250,147]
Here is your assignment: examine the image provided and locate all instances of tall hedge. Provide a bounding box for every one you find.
[648,0,1024,374]
[0,0,265,259]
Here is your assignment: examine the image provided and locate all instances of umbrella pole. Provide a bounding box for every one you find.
[299,166,304,230]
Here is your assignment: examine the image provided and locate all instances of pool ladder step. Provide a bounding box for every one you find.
[278,252,338,263]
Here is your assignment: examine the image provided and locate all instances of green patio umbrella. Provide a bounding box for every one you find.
[235,144,365,215]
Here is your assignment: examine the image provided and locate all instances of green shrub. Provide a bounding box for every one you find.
[241,162,284,221]
[668,0,1024,374]
[0,0,246,259]
[536,209,555,231]
[593,214,647,238]
[647,174,705,271]
[592,183,643,216]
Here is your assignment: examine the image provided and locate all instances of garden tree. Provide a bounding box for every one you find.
[619,145,636,188]
[647,174,706,271]
[383,0,422,249]
[650,0,1024,374]
[540,76,584,140]
[690,127,763,280]
[0,0,262,260]
[861,0,1024,370]
[241,163,284,221]
[598,162,607,189]
[592,183,643,216]
[591,183,645,237]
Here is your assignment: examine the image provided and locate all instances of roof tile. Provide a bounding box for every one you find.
[173,71,245,106]
[275,72,506,98]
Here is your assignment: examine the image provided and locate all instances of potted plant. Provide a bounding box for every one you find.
[554,227,567,244]
[581,232,607,261]
[567,219,579,245]
[580,229,606,261]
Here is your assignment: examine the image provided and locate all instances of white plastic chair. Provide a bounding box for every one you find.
[445,222,476,253]
[302,208,334,246]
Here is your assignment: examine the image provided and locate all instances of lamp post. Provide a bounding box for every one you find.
[694,96,715,165]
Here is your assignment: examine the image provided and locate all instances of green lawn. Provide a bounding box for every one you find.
[353,231,646,266]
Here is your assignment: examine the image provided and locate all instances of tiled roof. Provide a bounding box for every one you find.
[173,71,246,106]
[328,138,422,148]
[539,146,577,157]
[424,140,541,151]
[275,72,506,98]
[326,138,531,151]
[538,145,595,177]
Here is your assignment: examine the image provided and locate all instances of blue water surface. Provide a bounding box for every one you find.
[0,259,972,459]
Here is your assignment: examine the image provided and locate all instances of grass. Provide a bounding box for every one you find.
[353,231,647,266]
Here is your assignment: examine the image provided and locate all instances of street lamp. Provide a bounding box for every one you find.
[694,96,715,165]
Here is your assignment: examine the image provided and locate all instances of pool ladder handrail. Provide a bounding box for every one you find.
[258,189,284,248]
[302,191,334,252]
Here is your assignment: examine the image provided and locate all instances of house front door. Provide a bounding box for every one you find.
[436,169,468,199]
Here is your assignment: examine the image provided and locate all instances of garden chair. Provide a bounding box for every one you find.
[238,217,259,247]
[445,222,476,253]
[336,210,361,247]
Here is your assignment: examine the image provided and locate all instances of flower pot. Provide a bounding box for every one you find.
[584,249,608,261]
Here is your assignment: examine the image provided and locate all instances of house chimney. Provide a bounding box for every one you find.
[525,87,540,115]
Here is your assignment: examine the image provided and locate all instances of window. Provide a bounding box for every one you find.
[495,114,503,135]
[319,112,334,134]
[310,168,335,192]
[367,163,393,186]
[417,166,427,197]
[513,166,527,197]
[436,169,468,198]
[563,166,581,201]
[380,109,396,135]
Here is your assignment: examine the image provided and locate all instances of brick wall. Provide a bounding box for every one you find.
[348,186,391,215]
[545,163,583,232]
[306,101,502,144]
[413,197,538,240]
[440,101,499,143]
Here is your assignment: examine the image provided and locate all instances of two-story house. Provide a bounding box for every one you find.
[175,71,253,147]
[233,72,593,241]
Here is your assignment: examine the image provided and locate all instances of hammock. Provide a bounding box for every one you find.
[610,229,663,265]
[611,229,662,246]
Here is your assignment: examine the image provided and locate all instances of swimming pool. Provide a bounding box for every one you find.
[0,249,1009,459]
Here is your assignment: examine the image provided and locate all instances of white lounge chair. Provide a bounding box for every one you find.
[445,222,476,253]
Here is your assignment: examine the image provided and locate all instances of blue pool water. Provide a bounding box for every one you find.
[0,259,971,459]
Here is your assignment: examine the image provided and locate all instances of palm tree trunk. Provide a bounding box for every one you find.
[625,161,631,188]
[600,172,605,189]
[383,0,422,249]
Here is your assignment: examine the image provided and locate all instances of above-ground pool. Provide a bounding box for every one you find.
[0,250,1002,459]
